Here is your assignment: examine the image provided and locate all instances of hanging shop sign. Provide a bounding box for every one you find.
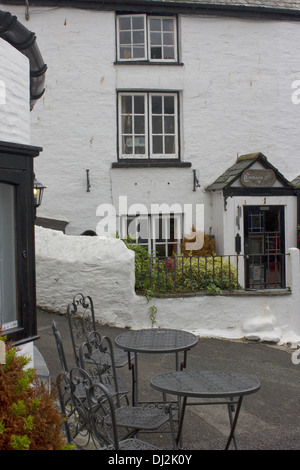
[241,169,276,187]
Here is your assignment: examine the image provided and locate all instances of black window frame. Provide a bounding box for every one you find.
[0,141,41,346]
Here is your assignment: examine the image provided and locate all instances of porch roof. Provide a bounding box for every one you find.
[206,152,294,191]
[292,175,300,188]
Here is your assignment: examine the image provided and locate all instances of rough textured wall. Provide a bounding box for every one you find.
[0,38,30,144]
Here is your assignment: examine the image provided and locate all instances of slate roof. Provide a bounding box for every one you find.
[1,0,300,14]
[152,0,300,11]
[206,152,294,191]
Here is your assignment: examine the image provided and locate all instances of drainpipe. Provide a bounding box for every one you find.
[297,189,300,250]
[0,9,47,110]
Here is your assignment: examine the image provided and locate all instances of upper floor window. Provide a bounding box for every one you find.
[117,14,178,62]
[118,92,179,160]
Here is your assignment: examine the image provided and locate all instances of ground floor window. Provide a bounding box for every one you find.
[121,213,182,256]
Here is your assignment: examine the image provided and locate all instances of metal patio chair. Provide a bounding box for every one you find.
[66,293,134,369]
[79,334,176,447]
[52,321,129,404]
[59,367,162,450]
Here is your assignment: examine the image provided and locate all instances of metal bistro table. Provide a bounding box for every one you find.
[115,328,198,406]
[150,370,261,450]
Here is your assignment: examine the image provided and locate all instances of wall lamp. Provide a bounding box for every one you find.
[33,177,46,208]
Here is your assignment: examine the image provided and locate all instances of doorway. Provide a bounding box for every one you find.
[244,205,285,289]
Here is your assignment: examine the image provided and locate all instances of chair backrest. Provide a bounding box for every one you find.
[52,321,69,375]
[78,332,121,406]
[84,373,120,450]
[65,366,119,450]
[66,293,96,365]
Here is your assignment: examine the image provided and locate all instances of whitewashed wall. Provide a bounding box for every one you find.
[0,38,30,144]
[4,6,300,236]
[35,227,300,345]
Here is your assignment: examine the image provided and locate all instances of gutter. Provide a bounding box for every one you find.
[0,9,47,110]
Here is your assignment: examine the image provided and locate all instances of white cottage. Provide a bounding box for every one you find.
[1,0,300,293]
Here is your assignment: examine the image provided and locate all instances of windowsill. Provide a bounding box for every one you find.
[111,161,192,168]
[114,61,184,66]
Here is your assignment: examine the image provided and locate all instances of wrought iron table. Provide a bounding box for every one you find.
[115,329,198,406]
[150,370,261,450]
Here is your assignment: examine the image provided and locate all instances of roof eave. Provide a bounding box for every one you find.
[1,0,300,19]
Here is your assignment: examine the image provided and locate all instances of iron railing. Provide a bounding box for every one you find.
[134,253,289,294]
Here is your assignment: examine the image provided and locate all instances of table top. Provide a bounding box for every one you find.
[115,328,198,354]
[150,370,261,398]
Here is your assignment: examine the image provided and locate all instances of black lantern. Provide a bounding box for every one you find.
[33,178,46,208]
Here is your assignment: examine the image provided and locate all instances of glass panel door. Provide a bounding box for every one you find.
[0,182,17,330]
[244,206,285,289]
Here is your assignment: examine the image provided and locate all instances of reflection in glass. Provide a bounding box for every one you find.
[0,183,17,330]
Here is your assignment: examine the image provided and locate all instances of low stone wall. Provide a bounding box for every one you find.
[35,226,300,345]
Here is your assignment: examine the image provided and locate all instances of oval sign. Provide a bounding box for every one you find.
[241,169,276,187]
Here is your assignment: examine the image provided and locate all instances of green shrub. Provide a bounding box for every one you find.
[0,335,72,450]
[122,237,239,295]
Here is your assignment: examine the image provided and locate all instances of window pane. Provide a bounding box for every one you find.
[164,116,174,134]
[133,46,145,58]
[163,32,174,45]
[149,18,161,32]
[134,136,146,154]
[120,31,131,44]
[152,96,162,114]
[153,135,163,154]
[165,135,175,154]
[122,136,133,154]
[122,95,132,114]
[152,116,162,134]
[120,47,131,59]
[150,32,161,45]
[132,16,145,29]
[134,115,145,134]
[164,96,174,114]
[0,183,17,330]
[163,18,174,31]
[163,47,175,60]
[122,115,132,134]
[119,17,131,30]
[151,47,162,60]
[133,30,144,44]
[134,95,145,114]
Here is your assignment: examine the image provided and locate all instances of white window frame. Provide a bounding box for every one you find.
[151,214,182,256]
[118,92,148,159]
[117,15,147,62]
[121,213,182,256]
[118,92,179,160]
[147,16,178,62]
[117,14,177,63]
